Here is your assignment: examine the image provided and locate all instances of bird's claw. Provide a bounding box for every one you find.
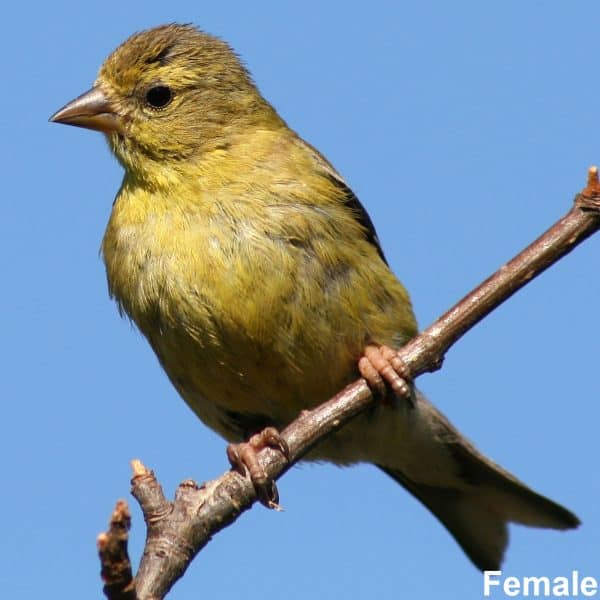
[358,344,414,407]
[227,427,289,509]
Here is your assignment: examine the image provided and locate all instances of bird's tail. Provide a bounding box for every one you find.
[379,455,579,570]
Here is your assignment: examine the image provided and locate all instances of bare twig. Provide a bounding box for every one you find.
[398,166,600,379]
[98,500,136,600]
[102,168,600,599]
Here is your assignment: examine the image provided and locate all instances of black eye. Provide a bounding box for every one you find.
[145,85,173,109]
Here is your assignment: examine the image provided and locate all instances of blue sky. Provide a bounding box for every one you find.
[2,2,599,598]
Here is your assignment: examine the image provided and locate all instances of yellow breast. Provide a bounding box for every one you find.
[101,133,417,440]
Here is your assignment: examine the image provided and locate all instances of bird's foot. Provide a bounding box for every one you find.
[358,344,414,407]
[227,427,290,509]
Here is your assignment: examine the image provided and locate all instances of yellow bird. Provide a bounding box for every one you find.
[50,23,578,570]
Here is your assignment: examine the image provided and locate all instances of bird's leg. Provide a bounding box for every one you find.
[358,344,415,407]
[227,427,290,509]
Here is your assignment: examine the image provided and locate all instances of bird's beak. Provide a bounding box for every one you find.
[49,86,123,134]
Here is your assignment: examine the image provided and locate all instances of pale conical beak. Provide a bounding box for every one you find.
[49,86,123,134]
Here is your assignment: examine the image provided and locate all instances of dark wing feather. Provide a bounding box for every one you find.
[331,176,388,265]
[299,136,388,264]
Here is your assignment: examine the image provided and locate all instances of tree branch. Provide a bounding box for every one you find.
[98,500,136,600]
[98,167,600,600]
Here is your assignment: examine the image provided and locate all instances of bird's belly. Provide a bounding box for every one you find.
[147,315,357,442]
[160,325,460,487]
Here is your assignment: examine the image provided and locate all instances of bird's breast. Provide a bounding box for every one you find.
[101,190,375,435]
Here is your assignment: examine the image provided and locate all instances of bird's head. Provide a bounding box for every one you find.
[50,24,281,176]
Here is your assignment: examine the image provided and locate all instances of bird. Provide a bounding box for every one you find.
[50,23,579,570]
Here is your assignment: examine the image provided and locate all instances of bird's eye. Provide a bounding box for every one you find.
[145,85,173,109]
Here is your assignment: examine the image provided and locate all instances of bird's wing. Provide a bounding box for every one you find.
[298,137,388,264]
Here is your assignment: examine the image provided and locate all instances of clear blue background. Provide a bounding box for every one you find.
[3,2,598,598]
